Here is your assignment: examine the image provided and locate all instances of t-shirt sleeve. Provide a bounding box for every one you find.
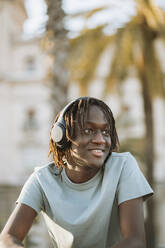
[16,172,43,213]
[117,153,154,205]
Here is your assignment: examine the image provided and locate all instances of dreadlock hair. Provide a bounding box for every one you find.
[48,97,119,170]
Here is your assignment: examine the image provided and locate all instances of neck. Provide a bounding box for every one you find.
[65,164,100,183]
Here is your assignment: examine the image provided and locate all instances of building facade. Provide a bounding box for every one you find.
[0,0,52,247]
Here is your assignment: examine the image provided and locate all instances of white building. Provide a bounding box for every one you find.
[0,0,52,246]
[0,0,51,185]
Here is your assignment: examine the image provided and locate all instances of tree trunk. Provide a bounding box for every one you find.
[141,74,156,248]
[46,0,69,117]
[139,25,156,248]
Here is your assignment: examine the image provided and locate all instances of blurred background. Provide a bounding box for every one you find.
[0,0,165,247]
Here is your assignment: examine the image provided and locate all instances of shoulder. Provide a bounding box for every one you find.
[106,151,133,166]
[110,151,137,163]
[22,162,56,187]
[34,161,60,175]
[26,162,61,186]
[105,152,138,173]
[111,151,130,159]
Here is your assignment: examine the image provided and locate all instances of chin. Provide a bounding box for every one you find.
[88,160,105,169]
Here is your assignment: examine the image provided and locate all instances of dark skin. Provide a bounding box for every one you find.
[0,105,146,248]
[66,105,111,183]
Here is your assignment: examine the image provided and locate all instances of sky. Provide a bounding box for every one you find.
[23,0,47,37]
[23,0,136,38]
[23,0,165,38]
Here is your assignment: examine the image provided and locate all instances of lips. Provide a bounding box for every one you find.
[88,148,105,157]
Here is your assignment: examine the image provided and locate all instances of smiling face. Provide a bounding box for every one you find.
[68,105,111,170]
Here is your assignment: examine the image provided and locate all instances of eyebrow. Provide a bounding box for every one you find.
[85,121,109,126]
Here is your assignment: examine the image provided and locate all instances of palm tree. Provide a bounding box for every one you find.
[68,25,113,95]
[46,0,69,116]
[68,1,165,247]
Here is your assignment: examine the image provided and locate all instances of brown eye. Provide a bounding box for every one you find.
[83,128,93,135]
[102,129,110,136]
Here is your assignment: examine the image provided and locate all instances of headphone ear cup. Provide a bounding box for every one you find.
[51,97,85,148]
[51,121,68,148]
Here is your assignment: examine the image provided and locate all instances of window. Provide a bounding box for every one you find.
[23,109,38,132]
[24,56,36,72]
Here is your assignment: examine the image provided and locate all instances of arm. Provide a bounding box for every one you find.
[111,197,146,248]
[0,203,37,247]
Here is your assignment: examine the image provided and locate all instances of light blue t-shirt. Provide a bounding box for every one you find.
[17,152,153,248]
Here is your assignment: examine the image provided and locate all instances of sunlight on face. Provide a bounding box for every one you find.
[66,105,111,170]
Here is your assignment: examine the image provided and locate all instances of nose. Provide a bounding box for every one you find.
[91,130,105,144]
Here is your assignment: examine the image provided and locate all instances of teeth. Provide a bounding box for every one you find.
[90,149,104,157]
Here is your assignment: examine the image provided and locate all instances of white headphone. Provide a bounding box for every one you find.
[51,97,88,148]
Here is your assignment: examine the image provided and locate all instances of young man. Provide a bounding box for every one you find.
[0,97,153,248]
